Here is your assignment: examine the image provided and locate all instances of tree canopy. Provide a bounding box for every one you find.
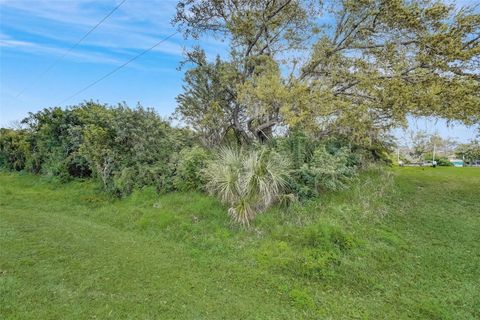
[174,0,480,146]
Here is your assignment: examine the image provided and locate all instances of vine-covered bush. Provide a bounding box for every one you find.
[78,105,189,196]
[0,102,196,196]
[20,106,91,179]
[300,146,357,192]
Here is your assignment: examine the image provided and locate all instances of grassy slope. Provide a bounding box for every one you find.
[0,167,479,319]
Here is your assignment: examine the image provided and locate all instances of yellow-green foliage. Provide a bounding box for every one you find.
[174,0,479,146]
[0,128,30,171]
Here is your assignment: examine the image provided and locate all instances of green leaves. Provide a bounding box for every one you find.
[176,51,239,146]
[173,146,211,191]
[78,104,193,196]
[1,102,197,197]
[175,0,480,147]
[0,128,30,171]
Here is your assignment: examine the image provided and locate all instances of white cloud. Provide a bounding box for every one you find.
[0,38,35,48]
[0,37,122,64]
[0,0,184,55]
[0,0,227,60]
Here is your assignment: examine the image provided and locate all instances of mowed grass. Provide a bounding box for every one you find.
[0,167,479,319]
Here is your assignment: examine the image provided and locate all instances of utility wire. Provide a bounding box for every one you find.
[16,0,128,98]
[59,31,179,105]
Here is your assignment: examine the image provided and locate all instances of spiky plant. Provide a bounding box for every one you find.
[204,147,243,204]
[205,146,291,226]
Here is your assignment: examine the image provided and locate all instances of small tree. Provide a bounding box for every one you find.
[408,130,430,163]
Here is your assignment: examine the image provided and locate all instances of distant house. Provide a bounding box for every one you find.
[450,159,464,167]
[447,155,464,167]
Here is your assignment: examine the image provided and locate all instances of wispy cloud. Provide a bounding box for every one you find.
[0,1,175,57]
[0,36,122,65]
[0,0,225,61]
[0,38,35,48]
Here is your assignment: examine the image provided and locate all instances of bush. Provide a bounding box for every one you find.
[436,157,453,166]
[205,146,291,226]
[0,102,198,196]
[273,134,360,199]
[78,105,178,196]
[20,106,92,179]
[173,146,211,191]
[306,145,357,192]
[0,128,30,171]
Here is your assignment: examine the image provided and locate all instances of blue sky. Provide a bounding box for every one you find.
[0,0,478,142]
[0,0,222,123]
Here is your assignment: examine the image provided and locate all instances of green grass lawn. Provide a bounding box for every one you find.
[1,167,479,319]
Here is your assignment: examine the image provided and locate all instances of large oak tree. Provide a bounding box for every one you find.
[174,0,479,146]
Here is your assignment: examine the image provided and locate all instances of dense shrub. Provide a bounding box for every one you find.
[0,128,30,171]
[80,106,171,195]
[274,134,358,199]
[173,146,211,191]
[20,107,85,178]
[0,102,197,196]
[436,157,453,166]
[300,146,357,192]
[78,104,197,196]
[17,104,109,179]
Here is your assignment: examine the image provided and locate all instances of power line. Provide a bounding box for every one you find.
[59,31,179,105]
[16,0,128,98]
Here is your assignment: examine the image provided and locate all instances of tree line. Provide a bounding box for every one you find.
[399,130,480,165]
[0,102,386,225]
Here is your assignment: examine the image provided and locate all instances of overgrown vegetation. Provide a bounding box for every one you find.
[1,0,479,318]
[0,103,377,225]
[274,135,361,198]
[1,0,479,225]
[0,103,195,196]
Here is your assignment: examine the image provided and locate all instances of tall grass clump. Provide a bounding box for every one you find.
[205,147,291,226]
